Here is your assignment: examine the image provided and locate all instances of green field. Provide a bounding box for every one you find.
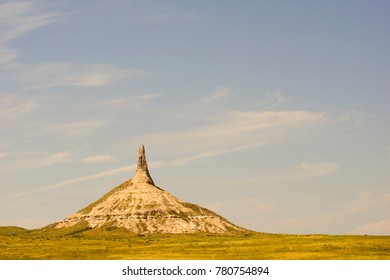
[0,225,389,260]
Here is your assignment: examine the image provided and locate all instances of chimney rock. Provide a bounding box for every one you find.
[53,144,245,234]
[133,144,154,185]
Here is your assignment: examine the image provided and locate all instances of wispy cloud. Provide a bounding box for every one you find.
[258,91,287,107]
[19,63,146,89]
[81,155,115,164]
[0,95,40,128]
[0,45,16,64]
[1,95,39,112]
[140,110,330,155]
[131,10,197,23]
[220,110,326,131]
[262,161,340,183]
[96,92,162,109]
[0,1,61,64]
[297,162,340,177]
[39,151,70,167]
[211,160,341,187]
[202,86,232,104]
[0,164,137,201]
[45,119,110,139]
[167,141,270,166]
[0,1,60,42]
[0,150,71,175]
[0,2,146,87]
[133,92,163,101]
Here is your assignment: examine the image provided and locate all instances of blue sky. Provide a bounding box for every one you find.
[0,0,389,235]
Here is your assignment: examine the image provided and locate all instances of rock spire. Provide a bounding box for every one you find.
[52,145,245,234]
[133,144,154,185]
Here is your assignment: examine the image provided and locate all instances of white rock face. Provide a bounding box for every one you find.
[55,145,243,234]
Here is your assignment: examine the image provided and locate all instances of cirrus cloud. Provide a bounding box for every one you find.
[257,91,287,107]
[138,110,331,156]
[202,86,232,104]
[45,119,110,139]
[297,162,340,177]
[81,155,116,164]
[19,63,147,89]
[0,1,61,65]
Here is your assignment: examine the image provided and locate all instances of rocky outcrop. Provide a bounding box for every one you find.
[54,145,244,234]
[133,145,154,185]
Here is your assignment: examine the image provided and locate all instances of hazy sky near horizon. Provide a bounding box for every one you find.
[1,0,389,235]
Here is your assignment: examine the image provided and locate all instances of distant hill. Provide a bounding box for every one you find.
[0,226,29,236]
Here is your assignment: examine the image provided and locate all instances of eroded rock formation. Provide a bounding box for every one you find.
[54,145,244,234]
[133,144,154,185]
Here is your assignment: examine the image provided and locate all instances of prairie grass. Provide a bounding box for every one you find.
[0,226,389,260]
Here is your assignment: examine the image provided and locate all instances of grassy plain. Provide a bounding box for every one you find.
[0,226,389,260]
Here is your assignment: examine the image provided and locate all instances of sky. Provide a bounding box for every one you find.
[0,0,389,235]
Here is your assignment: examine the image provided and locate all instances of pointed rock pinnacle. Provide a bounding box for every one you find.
[53,144,246,233]
[133,144,154,185]
[137,145,148,171]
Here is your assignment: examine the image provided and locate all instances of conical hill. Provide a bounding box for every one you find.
[54,145,244,234]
